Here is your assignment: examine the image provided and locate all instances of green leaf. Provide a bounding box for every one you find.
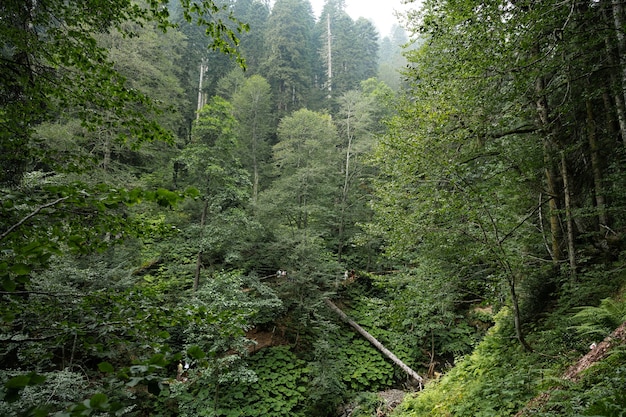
[9,263,31,275]
[89,393,108,409]
[10,264,32,275]
[187,345,206,360]
[98,362,115,373]
[4,375,30,389]
[148,353,167,366]
[2,277,16,292]
[126,377,143,387]
[28,374,46,385]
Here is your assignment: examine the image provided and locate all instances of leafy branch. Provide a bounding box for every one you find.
[0,197,68,242]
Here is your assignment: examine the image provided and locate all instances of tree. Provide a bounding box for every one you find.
[377,25,410,91]
[261,0,316,114]
[232,74,274,204]
[260,109,338,234]
[371,0,626,354]
[34,19,190,180]
[334,90,377,263]
[315,1,379,103]
[255,109,342,337]
[351,18,380,86]
[0,0,246,186]
[233,0,271,73]
[175,96,251,290]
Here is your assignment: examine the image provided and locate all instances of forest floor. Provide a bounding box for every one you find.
[514,320,626,416]
[336,389,406,417]
[246,326,289,353]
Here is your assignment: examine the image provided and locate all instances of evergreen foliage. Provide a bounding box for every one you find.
[3,0,626,415]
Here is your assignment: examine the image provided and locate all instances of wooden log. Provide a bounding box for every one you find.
[324,299,424,387]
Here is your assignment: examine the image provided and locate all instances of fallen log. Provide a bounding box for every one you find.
[324,299,424,388]
[514,320,626,416]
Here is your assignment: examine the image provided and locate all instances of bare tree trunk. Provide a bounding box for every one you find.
[196,59,207,119]
[326,13,332,98]
[536,75,563,264]
[325,299,424,386]
[561,151,577,281]
[586,100,608,228]
[612,0,626,145]
[603,31,626,143]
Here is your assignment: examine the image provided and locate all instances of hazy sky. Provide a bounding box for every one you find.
[309,0,415,37]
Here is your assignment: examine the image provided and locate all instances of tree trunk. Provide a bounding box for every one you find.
[611,0,626,146]
[324,299,424,386]
[326,13,332,98]
[535,69,563,264]
[586,100,608,228]
[196,59,207,119]
[603,30,626,144]
[508,274,533,352]
[514,320,626,417]
[561,151,577,281]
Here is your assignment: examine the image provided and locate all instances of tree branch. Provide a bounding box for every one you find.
[0,197,69,242]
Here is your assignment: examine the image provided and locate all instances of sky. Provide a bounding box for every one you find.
[309,0,415,37]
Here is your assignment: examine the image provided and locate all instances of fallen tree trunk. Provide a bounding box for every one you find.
[324,299,424,387]
[514,320,626,416]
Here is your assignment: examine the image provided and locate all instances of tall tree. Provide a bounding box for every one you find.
[232,74,274,204]
[176,96,251,290]
[315,1,379,103]
[351,18,380,86]
[261,0,316,114]
[233,0,270,73]
[334,90,376,263]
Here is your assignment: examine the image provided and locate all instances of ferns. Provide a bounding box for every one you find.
[571,298,626,338]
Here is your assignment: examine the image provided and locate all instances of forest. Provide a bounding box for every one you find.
[2,0,626,416]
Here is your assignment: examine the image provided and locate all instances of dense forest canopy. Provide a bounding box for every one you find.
[2,0,626,416]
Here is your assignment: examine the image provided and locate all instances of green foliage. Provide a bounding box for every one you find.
[523,346,626,417]
[344,270,486,371]
[227,346,308,417]
[0,0,246,185]
[184,271,281,357]
[349,392,387,417]
[571,297,626,339]
[305,337,348,416]
[334,334,395,392]
[0,183,189,293]
[170,346,308,417]
[231,74,274,202]
[395,309,538,417]
[262,0,317,114]
[259,108,339,237]
[8,0,626,415]
[315,2,379,100]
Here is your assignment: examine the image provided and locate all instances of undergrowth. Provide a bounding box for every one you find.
[393,293,626,417]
